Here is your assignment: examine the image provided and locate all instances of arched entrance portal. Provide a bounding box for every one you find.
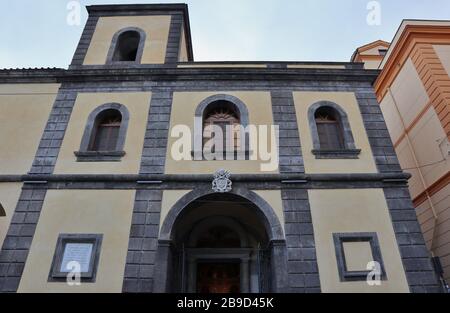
[154,187,288,293]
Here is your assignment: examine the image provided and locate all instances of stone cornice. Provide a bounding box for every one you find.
[0,66,380,84]
[0,172,410,183]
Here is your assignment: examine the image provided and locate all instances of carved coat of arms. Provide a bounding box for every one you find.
[212,169,232,193]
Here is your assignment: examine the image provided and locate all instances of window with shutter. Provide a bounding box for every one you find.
[203,101,240,157]
[89,109,122,152]
[315,107,345,150]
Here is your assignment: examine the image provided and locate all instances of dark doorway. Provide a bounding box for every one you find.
[170,193,272,293]
[197,261,241,293]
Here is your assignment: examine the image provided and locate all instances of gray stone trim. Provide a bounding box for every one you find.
[106,27,147,65]
[0,67,380,84]
[0,87,76,292]
[165,14,183,64]
[74,151,126,162]
[48,234,102,282]
[159,185,284,241]
[384,187,442,293]
[76,102,130,162]
[153,185,288,293]
[281,188,321,293]
[312,149,361,159]
[193,94,250,160]
[70,15,99,67]
[29,90,77,174]
[271,91,304,173]
[140,91,173,174]
[333,232,386,282]
[308,100,359,158]
[122,90,173,292]
[0,185,47,292]
[122,190,162,293]
[0,172,411,184]
[355,91,403,173]
[85,4,194,61]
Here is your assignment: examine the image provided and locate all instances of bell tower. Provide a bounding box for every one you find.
[69,4,194,68]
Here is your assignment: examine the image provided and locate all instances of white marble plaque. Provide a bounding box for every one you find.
[60,243,94,273]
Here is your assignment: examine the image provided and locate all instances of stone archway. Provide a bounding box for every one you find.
[153,185,288,293]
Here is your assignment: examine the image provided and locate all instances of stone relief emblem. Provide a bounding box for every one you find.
[212,169,232,193]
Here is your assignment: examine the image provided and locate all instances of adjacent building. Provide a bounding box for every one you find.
[0,5,443,293]
[355,20,450,286]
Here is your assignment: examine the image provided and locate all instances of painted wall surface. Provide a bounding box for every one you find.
[293,92,378,174]
[178,26,189,62]
[165,91,279,175]
[159,190,192,232]
[362,59,382,70]
[54,92,151,175]
[0,84,59,175]
[18,189,135,293]
[434,45,450,78]
[0,183,23,248]
[394,107,449,199]
[83,16,171,65]
[416,184,450,281]
[252,190,285,232]
[379,92,404,144]
[407,108,449,188]
[389,58,429,127]
[308,189,409,293]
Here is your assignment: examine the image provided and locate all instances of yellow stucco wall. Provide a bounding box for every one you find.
[0,183,23,248]
[0,84,59,175]
[293,92,378,174]
[253,190,285,232]
[18,189,135,293]
[308,189,409,293]
[165,91,279,175]
[54,92,151,175]
[178,26,189,62]
[83,15,171,65]
[160,190,192,231]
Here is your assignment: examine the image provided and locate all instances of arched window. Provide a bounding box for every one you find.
[314,106,345,150]
[202,100,241,154]
[308,101,361,159]
[107,28,146,64]
[89,109,122,151]
[75,103,130,162]
[194,94,250,160]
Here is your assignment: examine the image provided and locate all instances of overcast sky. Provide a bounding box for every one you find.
[1,0,450,69]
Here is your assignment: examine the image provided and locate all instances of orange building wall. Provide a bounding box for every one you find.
[374,22,450,282]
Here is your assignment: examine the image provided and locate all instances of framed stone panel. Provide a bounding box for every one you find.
[333,232,386,282]
[49,234,103,282]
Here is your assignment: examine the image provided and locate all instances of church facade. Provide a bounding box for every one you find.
[0,4,443,293]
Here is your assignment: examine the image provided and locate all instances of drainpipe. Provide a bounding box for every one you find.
[387,88,438,247]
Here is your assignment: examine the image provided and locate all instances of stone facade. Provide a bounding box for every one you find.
[0,4,443,293]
